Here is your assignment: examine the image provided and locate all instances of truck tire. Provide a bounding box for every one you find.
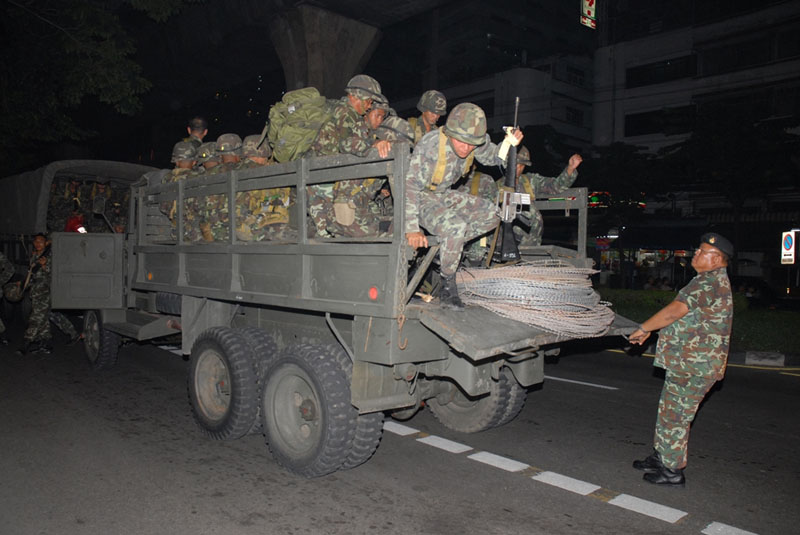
[325,343,384,470]
[427,368,526,433]
[261,343,357,477]
[155,292,181,315]
[83,310,122,370]
[237,327,278,435]
[188,327,259,441]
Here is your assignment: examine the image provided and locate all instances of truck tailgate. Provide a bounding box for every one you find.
[406,303,639,360]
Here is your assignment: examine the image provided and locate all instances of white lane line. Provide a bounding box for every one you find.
[532,471,600,496]
[383,421,419,436]
[609,494,687,524]
[702,521,759,535]
[544,374,619,391]
[416,435,473,454]
[468,451,529,472]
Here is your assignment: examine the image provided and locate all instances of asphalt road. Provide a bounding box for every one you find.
[1,333,798,535]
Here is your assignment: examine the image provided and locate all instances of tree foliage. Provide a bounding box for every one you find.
[0,0,198,173]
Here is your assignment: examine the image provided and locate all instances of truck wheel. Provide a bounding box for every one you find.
[83,310,121,370]
[237,327,278,435]
[188,327,258,441]
[325,343,384,470]
[261,344,357,477]
[427,368,526,433]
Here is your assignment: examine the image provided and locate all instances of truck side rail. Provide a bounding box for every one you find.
[130,146,411,319]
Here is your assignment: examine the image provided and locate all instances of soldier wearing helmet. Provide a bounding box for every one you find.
[405,102,523,308]
[513,145,582,246]
[308,74,391,237]
[194,142,220,173]
[160,141,198,231]
[408,90,447,145]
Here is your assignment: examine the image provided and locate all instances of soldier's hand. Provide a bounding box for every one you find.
[512,128,524,144]
[374,140,391,158]
[568,154,583,173]
[38,256,47,267]
[406,231,428,249]
[628,328,650,345]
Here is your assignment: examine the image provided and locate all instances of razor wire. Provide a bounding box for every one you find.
[456,259,615,338]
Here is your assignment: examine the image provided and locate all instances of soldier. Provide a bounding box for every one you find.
[185,116,208,148]
[88,182,113,232]
[308,74,391,237]
[20,234,79,354]
[629,233,734,486]
[408,90,447,145]
[194,141,220,173]
[160,141,197,222]
[0,251,13,345]
[513,146,582,246]
[405,102,523,308]
[235,135,294,242]
[195,133,241,241]
[457,165,500,265]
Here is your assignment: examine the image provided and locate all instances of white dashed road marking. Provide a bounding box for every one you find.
[532,471,601,496]
[701,522,759,535]
[544,374,619,390]
[383,421,419,436]
[467,451,529,472]
[416,435,472,453]
[609,493,688,524]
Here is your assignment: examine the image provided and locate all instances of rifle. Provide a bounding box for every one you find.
[486,97,529,267]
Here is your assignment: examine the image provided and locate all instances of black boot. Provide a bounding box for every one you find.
[633,450,663,473]
[643,465,685,486]
[439,274,463,309]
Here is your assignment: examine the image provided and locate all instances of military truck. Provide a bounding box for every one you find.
[20,148,633,477]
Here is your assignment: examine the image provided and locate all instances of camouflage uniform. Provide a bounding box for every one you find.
[0,252,13,338]
[23,249,52,345]
[652,266,733,470]
[457,169,500,263]
[303,75,385,238]
[194,134,242,241]
[514,149,578,246]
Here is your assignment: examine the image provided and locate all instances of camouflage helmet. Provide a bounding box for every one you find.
[345,74,383,102]
[417,90,447,115]
[444,102,487,146]
[216,133,242,154]
[3,282,23,303]
[171,141,197,163]
[517,145,532,166]
[376,116,414,144]
[242,134,272,159]
[371,96,392,112]
[196,142,220,164]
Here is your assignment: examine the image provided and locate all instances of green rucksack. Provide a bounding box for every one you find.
[267,87,333,163]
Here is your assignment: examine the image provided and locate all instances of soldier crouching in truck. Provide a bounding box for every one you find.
[404,102,523,308]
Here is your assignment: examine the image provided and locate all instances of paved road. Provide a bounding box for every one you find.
[1,335,797,535]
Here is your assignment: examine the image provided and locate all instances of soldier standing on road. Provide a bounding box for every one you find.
[0,251,13,345]
[405,102,523,308]
[513,146,582,247]
[408,90,447,145]
[628,233,734,486]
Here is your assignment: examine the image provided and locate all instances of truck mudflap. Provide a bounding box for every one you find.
[406,302,639,360]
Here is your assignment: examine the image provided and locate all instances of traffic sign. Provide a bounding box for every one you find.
[782,231,795,265]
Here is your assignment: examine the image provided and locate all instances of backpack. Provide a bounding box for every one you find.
[267,87,333,163]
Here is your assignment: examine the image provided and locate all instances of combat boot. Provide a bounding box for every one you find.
[643,465,685,486]
[633,450,663,473]
[439,274,463,309]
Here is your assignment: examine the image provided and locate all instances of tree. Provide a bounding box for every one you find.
[0,0,198,174]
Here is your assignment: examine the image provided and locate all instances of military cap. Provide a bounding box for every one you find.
[444,102,487,146]
[517,145,532,166]
[216,133,243,154]
[417,90,447,115]
[242,134,272,159]
[700,232,734,258]
[171,141,197,163]
[376,116,414,144]
[345,74,383,102]
[196,142,220,164]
